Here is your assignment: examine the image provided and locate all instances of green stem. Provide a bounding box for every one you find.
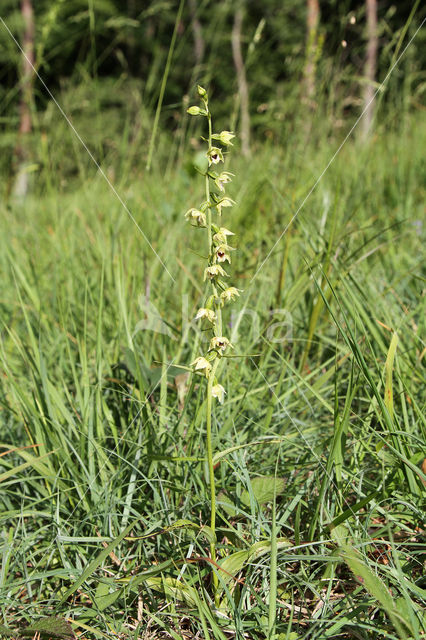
[206,113,212,251]
[206,358,220,604]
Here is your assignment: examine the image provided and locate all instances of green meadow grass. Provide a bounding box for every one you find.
[0,107,425,639]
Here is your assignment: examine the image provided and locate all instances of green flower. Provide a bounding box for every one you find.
[213,227,235,244]
[207,147,224,166]
[214,244,233,264]
[185,208,207,227]
[214,171,234,192]
[191,356,212,377]
[215,197,235,216]
[209,336,233,354]
[220,287,242,303]
[211,383,226,403]
[212,131,235,146]
[204,265,228,280]
[195,308,216,323]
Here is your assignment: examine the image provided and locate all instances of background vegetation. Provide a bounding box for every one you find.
[0,1,425,639]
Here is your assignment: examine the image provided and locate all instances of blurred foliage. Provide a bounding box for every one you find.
[0,0,425,184]
[1,1,425,108]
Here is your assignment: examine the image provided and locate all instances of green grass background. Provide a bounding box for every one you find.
[0,92,425,639]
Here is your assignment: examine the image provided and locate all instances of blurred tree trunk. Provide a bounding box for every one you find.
[362,0,378,139]
[13,0,35,198]
[303,0,320,106]
[231,3,250,158]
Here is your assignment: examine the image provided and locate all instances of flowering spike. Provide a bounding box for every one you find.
[184,87,240,599]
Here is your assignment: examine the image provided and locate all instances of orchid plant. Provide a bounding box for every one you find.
[186,85,240,601]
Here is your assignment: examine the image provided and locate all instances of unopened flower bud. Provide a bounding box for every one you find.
[187,105,203,116]
[197,85,207,99]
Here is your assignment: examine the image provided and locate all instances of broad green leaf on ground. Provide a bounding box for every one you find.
[339,544,411,640]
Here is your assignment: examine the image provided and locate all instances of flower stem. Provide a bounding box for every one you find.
[206,113,212,251]
[206,358,220,604]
